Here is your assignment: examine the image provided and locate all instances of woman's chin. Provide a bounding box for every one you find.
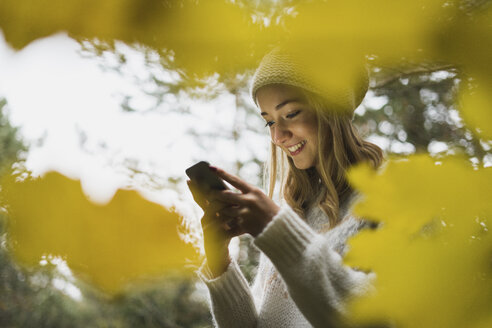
[293,160,311,170]
[291,156,318,170]
[285,150,316,170]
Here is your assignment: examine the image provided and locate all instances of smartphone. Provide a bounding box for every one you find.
[185,161,228,192]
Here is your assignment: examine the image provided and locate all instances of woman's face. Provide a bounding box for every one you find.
[257,84,319,170]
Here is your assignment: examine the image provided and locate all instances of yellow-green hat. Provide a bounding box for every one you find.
[250,48,368,113]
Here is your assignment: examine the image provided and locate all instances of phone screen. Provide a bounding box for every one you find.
[185,161,228,192]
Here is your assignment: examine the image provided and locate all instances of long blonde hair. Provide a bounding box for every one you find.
[265,89,384,228]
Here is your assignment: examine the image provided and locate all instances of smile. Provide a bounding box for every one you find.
[287,140,306,156]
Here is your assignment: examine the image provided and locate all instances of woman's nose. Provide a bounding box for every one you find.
[272,124,292,145]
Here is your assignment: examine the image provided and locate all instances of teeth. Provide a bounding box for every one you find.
[288,140,306,152]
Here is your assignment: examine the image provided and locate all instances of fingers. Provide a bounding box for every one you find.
[188,179,231,206]
[206,200,231,214]
[202,204,246,233]
[202,203,236,226]
[220,215,245,237]
[206,204,243,223]
[218,205,247,218]
[188,180,227,208]
[211,166,251,193]
[201,213,244,239]
[225,222,245,238]
[214,207,248,236]
[211,190,246,205]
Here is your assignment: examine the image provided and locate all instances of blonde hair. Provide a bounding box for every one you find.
[265,90,384,228]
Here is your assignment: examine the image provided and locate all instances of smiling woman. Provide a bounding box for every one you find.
[258,84,319,170]
[188,48,384,328]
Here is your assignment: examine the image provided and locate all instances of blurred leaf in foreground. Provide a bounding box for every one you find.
[436,3,492,80]
[439,4,492,142]
[1,171,197,295]
[0,0,267,77]
[345,155,492,328]
[459,78,492,141]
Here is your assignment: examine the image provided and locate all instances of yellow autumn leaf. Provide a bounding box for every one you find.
[438,4,492,141]
[473,315,492,328]
[2,0,490,83]
[345,155,492,328]
[259,1,448,114]
[459,78,492,141]
[0,0,267,76]
[436,4,492,80]
[285,0,446,61]
[2,0,491,127]
[348,155,490,233]
[1,171,198,295]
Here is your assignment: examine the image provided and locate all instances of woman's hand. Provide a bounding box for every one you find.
[209,166,280,237]
[187,180,244,277]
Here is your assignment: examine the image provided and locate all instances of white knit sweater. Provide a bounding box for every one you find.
[198,202,375,328]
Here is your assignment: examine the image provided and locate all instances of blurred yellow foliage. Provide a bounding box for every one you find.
[345,155,492,327]
[436,4,492,78]
[1,0,490,78]
[283,0,445,95]
[0,0,266,76]
[0,0,491,322]
[459,78,492,141]
[1,171,197,295]
[0,0,491,132]
[437,5,492,141]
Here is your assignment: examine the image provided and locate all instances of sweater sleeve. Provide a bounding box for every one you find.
[253,205,375,328]
[197,258,258,328]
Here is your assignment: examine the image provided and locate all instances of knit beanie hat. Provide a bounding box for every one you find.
[250,48,369,114]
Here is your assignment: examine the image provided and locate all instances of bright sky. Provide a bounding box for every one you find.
[0,32,270,208]
[0,33,270,298]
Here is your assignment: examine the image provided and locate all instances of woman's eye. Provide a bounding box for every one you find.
[286,110,301,119]
[265,121,274,127]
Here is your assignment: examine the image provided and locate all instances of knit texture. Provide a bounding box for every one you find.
[250,48,369,113]
[198,202,376,328]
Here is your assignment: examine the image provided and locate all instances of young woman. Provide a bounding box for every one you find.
[188,50,384,328]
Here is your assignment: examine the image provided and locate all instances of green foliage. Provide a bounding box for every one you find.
[113,278,211,328]
[354,67,490,161]
[0,99,26,170]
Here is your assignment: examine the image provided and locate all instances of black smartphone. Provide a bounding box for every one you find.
[185,161,228,192]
